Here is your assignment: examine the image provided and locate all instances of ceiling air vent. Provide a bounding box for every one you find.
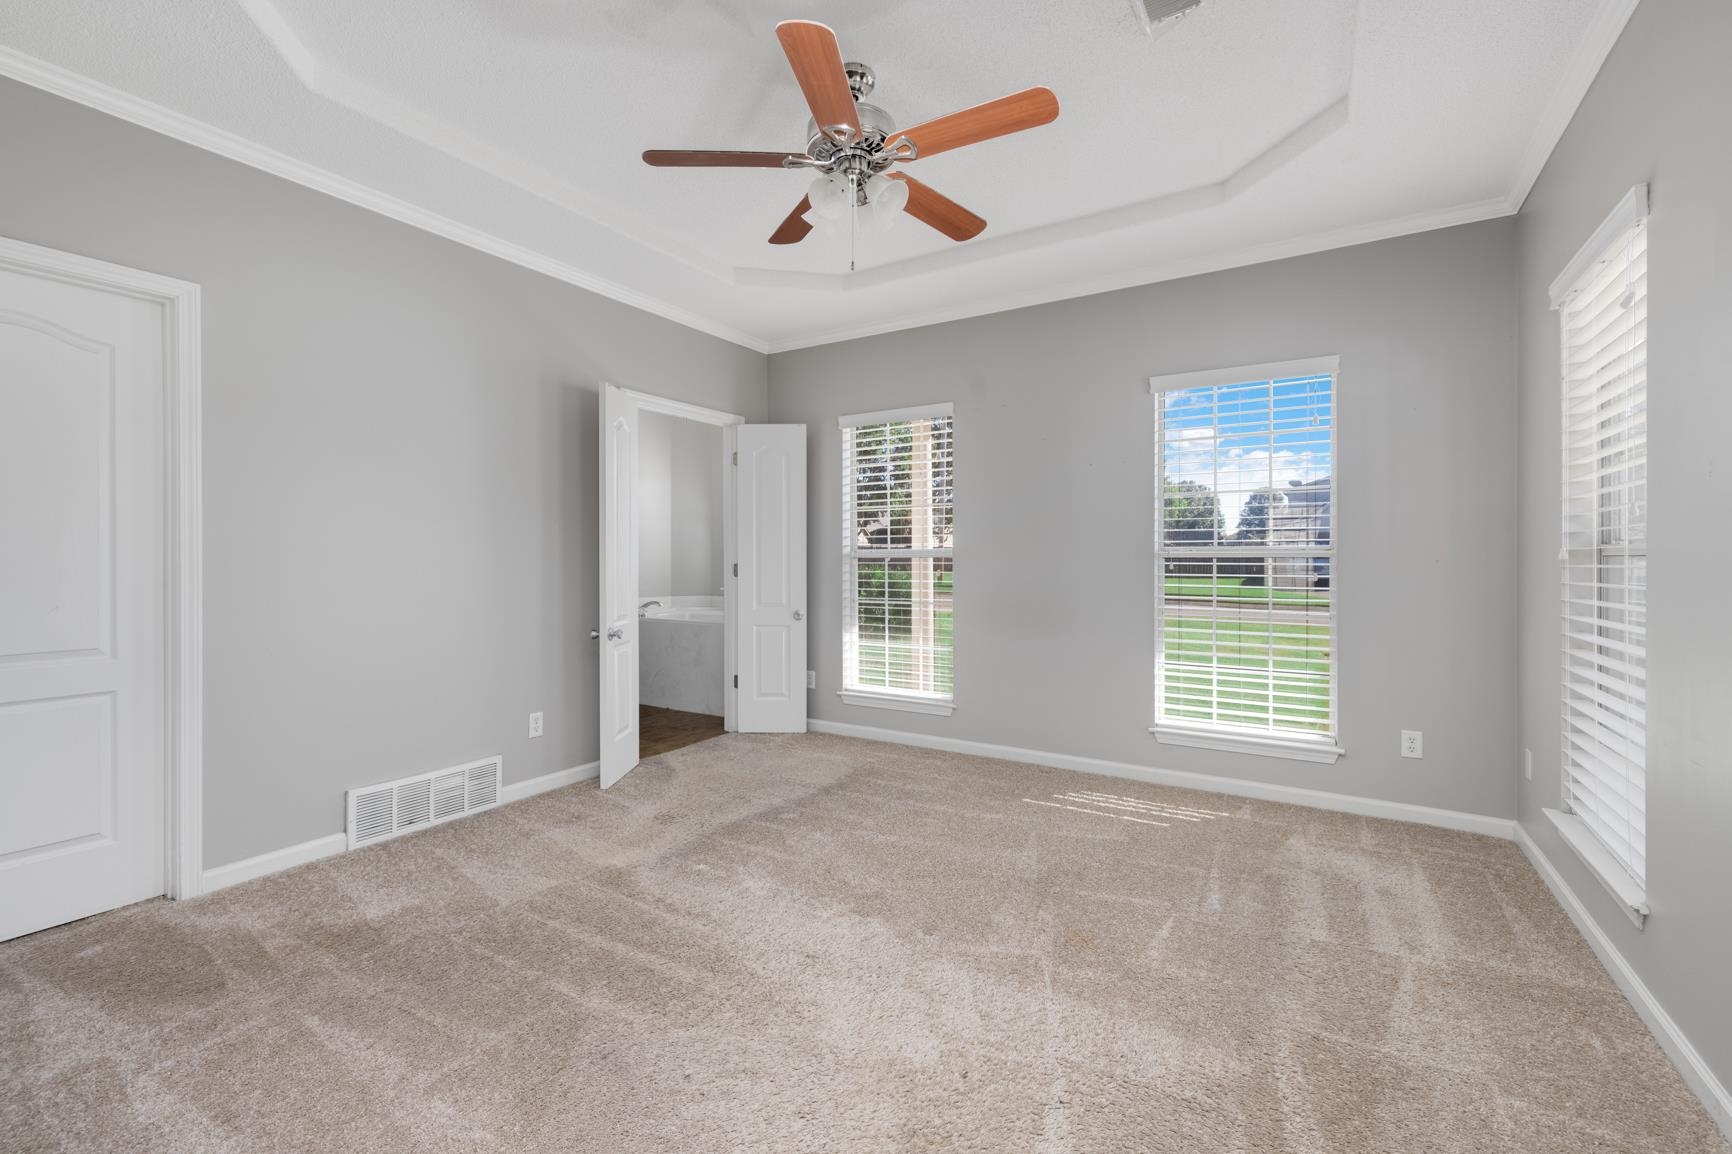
[345,755,503,850]
[1131,0,1207,32]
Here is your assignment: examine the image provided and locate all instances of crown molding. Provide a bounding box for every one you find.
[1505,0,1642,213]
[241,0,1358,299]
[231,0,736,285]
[0,44,770,352]
[762,195,1514,352]
[763,0,1636,351]
[0,0,1634,355]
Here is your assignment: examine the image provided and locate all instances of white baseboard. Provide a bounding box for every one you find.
[1515,823,1732,1137]
[199,833,347,894]
[196,761,598,895]
[501,759,599,803]
[807,718,1516,839]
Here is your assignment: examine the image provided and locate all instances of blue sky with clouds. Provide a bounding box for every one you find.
[1160,374,1334,532]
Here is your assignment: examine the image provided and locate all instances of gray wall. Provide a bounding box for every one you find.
[1515,0,1732,1091]
[769,218,1520,819]
[639,412,675,596]
[670,418,724,596]
[0,77,768,868]
[638,410,723,598]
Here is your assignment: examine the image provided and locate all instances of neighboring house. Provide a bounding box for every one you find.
[1268,478,1331,546]
[1264,478,1333,589]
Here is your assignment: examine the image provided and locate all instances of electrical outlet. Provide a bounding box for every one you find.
[1401,730,1423,759]
[528,711,544,738]
[807,670,816,690]
[1524,748,1533,780]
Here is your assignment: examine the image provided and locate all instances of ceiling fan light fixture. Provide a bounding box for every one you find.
[857,174,909,234]
[867,174,909,215]
[642,21,1057,255]
[808,173,852,220]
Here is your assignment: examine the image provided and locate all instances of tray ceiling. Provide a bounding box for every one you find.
[0,0,1637,350]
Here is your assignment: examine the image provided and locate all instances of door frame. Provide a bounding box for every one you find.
[605,385,744,730]
[0,235,205,900]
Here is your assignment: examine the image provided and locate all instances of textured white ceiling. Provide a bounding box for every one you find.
[0,0,1634,349]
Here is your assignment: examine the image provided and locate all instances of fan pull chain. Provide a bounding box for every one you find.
[849,172,858,272]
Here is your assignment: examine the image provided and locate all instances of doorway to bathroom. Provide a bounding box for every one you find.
[596,384,809,788]
[637,405,727,757]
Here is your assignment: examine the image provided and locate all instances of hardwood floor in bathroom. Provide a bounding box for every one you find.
[640,706,725,756]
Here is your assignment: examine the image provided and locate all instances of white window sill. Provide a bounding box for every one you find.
[1544,808,1649,929]
[1151,724,1343,764]
[838,689,955,717]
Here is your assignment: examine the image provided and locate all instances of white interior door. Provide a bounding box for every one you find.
[735,425,807,732]
[598,384,641,787]
[0,261,167,941]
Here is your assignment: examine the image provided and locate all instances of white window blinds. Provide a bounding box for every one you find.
[1557,200,1648,888]
[840,404,954,704]
[1151,360,1337,749]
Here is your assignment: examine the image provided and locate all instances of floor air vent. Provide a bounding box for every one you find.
[345,756,503,850]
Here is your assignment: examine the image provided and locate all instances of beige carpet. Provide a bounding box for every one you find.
[2,733,1724,1153]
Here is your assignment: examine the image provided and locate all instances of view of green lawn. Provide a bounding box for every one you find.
[854,581,1325,723]
[1160,617,1331,731]
[856,607,954,695]
[1163,575,1328,607]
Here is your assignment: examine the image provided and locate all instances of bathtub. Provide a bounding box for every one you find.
[643,606,722,623]
[639,598,724,715]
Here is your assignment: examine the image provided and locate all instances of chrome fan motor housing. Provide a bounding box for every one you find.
[792,64,916,177]
[844,61,876,101]
[805,101,896,161]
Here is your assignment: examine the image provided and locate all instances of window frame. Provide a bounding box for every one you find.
[1148,356,1343,763]
[1545,184,1650,927]
[838,402,957,717]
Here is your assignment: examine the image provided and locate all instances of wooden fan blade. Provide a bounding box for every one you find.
[775,21,859,139]
[890,174,986,241]
[643,150,796,168]
[895,87,1059,160]
[769,196,814,245]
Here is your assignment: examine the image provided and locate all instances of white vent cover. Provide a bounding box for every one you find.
[1130,0,1206,31]
[345,755,503,850]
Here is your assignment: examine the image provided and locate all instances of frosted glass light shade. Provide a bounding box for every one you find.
[808,174,851,221]
[866,174,909,215]
[858,175,909,234]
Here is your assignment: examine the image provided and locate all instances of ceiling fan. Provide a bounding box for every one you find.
[643,20,1059,258]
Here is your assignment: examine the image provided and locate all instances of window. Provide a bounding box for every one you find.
[1150,359,1339,761]
[840,404,955,715]
[1551,187,1648,908]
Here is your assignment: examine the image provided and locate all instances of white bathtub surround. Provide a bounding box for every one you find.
[640,594,722,615]
[640,595,724,715]
[646,607,723,623]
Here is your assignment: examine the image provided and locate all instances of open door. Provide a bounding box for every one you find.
[734,424,808,732]
[598,384,640,786]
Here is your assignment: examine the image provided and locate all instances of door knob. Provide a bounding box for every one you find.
[792,610,803,621]
[607,627,624,640]
[589,629,600,640]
